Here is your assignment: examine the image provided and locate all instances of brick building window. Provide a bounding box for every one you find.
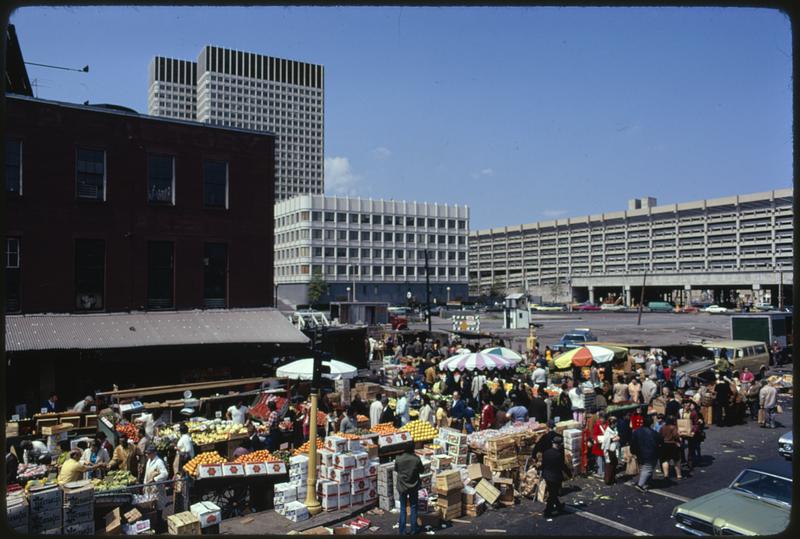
[203,243,228,309]
[76,148,106,200]
[5,138,22,195]
[75,239,105,311]
[203,160,228,208]
[148,154,175,204]
[147,241,174,309]
[5,238,20,313]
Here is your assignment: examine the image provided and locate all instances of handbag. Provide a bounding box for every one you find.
[777,404,783,414]
[757,408,766,425]
[625,454,639,476]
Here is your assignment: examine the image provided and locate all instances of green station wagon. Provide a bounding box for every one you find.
[672,459,791,535]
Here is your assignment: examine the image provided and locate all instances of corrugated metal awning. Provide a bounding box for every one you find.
[5,308,310,352]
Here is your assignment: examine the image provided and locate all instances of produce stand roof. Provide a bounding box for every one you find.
[5,308,309,352]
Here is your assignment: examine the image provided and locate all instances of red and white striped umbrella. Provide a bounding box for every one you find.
[438,351,515,372]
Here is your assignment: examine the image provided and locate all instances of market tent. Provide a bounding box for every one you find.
[439,351,515,371]
[553,345,617,369]
[276,358,358,380]
[482,347,524,362]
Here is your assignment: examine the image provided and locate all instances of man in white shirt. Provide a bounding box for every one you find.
[641,375,658,405]
[471,373,486,404]
[72,396,94,413]
[532,365,548,386]
[758,380,778,428]
[143,445,169,532]
[21,440,49,465]
[396,393,411,426]
[370,394,384,427]
[226,401,249,425]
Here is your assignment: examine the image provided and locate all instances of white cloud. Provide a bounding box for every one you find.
[372,146,392,160]
[324,156,361,196]
[470,167,495,179]
[542,209,567,218]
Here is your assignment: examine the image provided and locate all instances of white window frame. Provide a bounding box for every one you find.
[75,147,107,201]
[6,238,20,268]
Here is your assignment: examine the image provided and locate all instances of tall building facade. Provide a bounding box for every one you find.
[470,189,793,307]
[148,46,324,200]
[274,195,470,306]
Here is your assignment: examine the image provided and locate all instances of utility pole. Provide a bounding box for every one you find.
[637,270,648,326]
[424,249,432,333]
[778,270,784,310]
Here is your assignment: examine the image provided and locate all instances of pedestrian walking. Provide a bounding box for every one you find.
[395,443,423,535]
[591,411,608,478]
[659,415,683,480]
[541,436,571,518]
[630,414,661,492]
[758,380,778,428]
[601,416,620,485]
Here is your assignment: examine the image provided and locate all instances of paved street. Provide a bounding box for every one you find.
[357,386,792,536]
[411,311,734,350]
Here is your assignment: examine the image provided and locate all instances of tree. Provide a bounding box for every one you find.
[488,279,505,301]
[307,272,328,307]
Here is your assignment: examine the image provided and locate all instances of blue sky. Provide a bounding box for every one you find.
[11,6,792,230]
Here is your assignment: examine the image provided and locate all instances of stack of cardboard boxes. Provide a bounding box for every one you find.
[377,463,394,512]
[6,491,29,534]
[440,428,469,467]
[190,501,222,533]
[562,429,582,475]
[28,483,63,534]
[61,480,95,535]
[167,511,202,535]
[289,455,310,503]
[433,470,463,520]
[274,483,299,516]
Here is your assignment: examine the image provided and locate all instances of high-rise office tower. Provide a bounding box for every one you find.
[148,46,324,200]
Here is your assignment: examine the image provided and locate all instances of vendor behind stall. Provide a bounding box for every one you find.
[6,441,18,484]
[227,400,250,425]
[72,395,94,413]
[143,445,169,533]
[21,440,49,465]
[175,423,195,474]
[81,439,109,478]
[58,449,96,485]
[108,434,135,472]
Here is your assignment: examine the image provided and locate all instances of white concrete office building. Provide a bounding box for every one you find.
[469,188,793,307]
[274,195,470,306]
[148,46,324,200]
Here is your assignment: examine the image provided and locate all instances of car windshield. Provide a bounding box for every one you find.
[564,335,586,342]
[730,470,792,505]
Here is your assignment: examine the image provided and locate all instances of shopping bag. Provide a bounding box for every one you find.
[536,479,548,503]
[776,405,783,414]
[758,408,766,425]
[625,454,639,476]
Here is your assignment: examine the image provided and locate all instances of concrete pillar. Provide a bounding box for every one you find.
[588,286,595,304]
[624,285,631,307]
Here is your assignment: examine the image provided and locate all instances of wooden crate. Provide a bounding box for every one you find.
[167,511,201,535]
[485,436,516,460]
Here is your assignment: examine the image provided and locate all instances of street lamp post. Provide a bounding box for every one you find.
[446,286,451,304]
[304,389,322,516]
[346,286,351,302]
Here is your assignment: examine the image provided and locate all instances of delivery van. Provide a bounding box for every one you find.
[701,340,771,372]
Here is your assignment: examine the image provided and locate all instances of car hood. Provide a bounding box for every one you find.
[778,431,792,445]
[677,489,790,535]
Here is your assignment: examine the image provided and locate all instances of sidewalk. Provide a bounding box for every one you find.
[220,502,377,535]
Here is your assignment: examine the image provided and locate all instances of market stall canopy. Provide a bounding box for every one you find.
[276,358,358,380]
[439,351,515,371]
[553,345,617,369]
[481,346,524,362]
[4,308,309,352]
[592,342,714,360]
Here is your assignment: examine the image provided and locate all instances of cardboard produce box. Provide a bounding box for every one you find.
[474,479,500,505]
[41,422,74,435]
[434,470,462,492]
[190,501,223,528]
[168,511,202,535]
[62,480,95,507]
[30,506,63,534]
[677,418,693,436]
[63,520,95,535]
[468,463,492,483]
[438,502,462,521]
[63,501,94,527]
[104,508,123,535]
[465,501,485,517]
[29,484,63,513]
[123,519,151,535]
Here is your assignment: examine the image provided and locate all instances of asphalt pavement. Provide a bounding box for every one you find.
[356,380,793,536]
[411,311,735,350]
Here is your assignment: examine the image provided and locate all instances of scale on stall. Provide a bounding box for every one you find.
[180,390,200,417]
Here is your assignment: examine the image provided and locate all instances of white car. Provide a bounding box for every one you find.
[599,303,625,312]
[703,305,728,313]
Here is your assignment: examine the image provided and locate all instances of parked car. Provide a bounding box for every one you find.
[534,303,566,311]
[575,302,601,312]
[600,303,625,312]
[672,458,791,535]
[647,301,675,313]
[679,305,699,313]
[552,328,597,352]
[389,313,408,330]
[754,303,776,312]
[778,431,792,459]
[703,305,728,314]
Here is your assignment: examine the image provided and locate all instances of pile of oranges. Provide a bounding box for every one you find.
[370,422,397,435]
[182,451,226,477]
[334,432,362,440]
[233,450,272,464]
[292,438,325,456]
[356,415,369,423]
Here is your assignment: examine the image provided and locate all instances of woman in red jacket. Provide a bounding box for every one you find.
[591,411,608,478]
[480,396,495,430]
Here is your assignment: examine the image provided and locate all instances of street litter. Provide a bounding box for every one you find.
[485,530,507,533]
[452,519,471,524]
[369,527,380,532]
[392,524,399,529]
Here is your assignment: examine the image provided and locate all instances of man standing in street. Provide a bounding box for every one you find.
[758,380,778,428]
[641,374,658,406]
[370,393,384,427]
[395,443,423,535]
[541,435,571,518]
[630,414,661,492]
